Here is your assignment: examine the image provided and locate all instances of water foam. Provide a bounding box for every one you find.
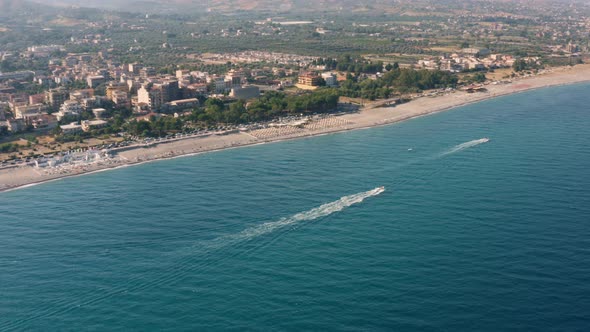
[0,186,387,331]
[214,186,386,245]
[440,138,490,156]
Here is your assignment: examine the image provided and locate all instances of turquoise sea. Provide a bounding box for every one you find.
[1,83,590,331]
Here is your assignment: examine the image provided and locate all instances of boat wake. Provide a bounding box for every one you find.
[211,186,386,247]
[0,187,386,330]
[440,138,490,157]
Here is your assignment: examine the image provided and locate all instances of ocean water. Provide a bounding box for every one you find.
[1,83,590,331]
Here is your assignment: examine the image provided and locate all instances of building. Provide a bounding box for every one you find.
[106,82,128,100]
[176,70,190,80]
[77,54,93,63]
[56,100,82,120]
[81,119,108,132]
[128,63,143,74]
[86,75,105,88]
[54,76,72,85]
[137,85,152,108]
[297,72,323,88]
[225,70,245,89]
[139,67,157,79]
[27,45,64,54]
[70,89,95,102]
[29,93,46,105]
[213,77,229,93]
[126,79,142,94]
[137,84,164,110]
[0,86,16,95]
[1,53,15,61]
[0,71,35,82]
[230,86,260,100]
[461,48,491,58]
[63,56,78,67]
[60,122,83,134]
[45,89,69,110]
[467,61,485,70]
[137,80,180,110]
[6,119,25,132]
[111,90,129,107]
[162,98,200,113]
[25,113,58,129]
[158,80,181,103]
[14,104,48,119]
[321,72,338,87]
[8,93,28,109]
[80,97,100,110]
[183,83,208,98]
[566,43,579,53]
[92,108,107,119]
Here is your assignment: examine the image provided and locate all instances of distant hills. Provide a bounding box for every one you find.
[12,0,544,16]
[0,0,56,17]
[23,0,403,14]
[0,0,35,12]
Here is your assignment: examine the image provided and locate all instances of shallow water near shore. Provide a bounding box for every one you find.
[2,83,590,330]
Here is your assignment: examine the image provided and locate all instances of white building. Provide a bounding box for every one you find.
[60,122,83,134]
[56,100,82,120]
[14,104,48,119]
[92,108,107,119]
[81,119,108,132]
[28,45,64,53]
[214,77,229,93]
[321,72,338,87]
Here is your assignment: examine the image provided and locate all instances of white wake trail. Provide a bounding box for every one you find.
[0,186,387,331]
[0,187,385,330]
[215,186,386,245]
[440,138,490,156]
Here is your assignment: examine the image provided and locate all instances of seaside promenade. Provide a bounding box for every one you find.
[2,64,590,192]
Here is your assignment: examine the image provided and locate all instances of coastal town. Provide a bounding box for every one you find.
[0,44,566,161]
[2,59,590,192]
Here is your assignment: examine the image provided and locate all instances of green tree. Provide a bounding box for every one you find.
[52,125,63,136]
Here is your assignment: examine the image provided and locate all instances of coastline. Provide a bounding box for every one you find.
[2,64,590,193]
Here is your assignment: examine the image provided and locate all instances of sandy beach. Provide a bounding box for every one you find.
[2,64,590,192]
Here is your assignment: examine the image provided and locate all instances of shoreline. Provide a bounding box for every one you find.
[2,64,590,193]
